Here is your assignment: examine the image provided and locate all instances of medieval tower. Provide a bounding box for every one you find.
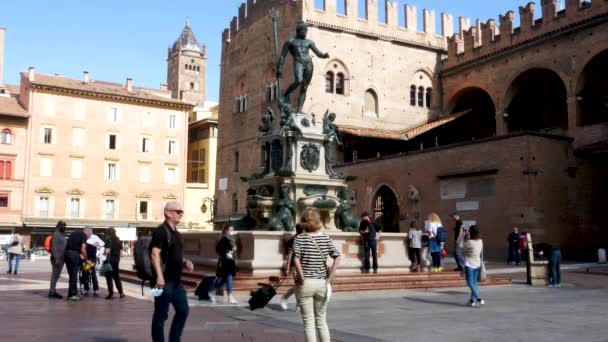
[167,19,207,105]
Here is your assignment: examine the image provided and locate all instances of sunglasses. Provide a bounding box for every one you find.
[169,210,184,215]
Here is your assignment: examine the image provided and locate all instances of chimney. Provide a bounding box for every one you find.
[126,77,133,92]
[0,27,4,85]
[28,67,35,82]
[83,70,89,83]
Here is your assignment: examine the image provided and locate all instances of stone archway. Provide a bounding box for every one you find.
[577,49,608,126]
[442,87,497,144]
[505,68,568,133]
[372,185,400,233]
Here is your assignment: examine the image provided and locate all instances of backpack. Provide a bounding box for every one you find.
[133,225,171,295]
[436,226,448,243]
[43,235,53,253]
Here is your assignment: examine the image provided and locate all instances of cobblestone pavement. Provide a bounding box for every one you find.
[2,260,608,342]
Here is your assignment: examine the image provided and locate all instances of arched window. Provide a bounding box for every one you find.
[336,73,345,95]
[364,89,379,116]
[190,82,195,90]
[418,86,424,107]
[0,161,4,179]
[325,72,334,93]
[425,88,432,109]
[1,129,11,144]
[410,85,417,106]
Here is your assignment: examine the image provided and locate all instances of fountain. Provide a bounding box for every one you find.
[183,16,409,274]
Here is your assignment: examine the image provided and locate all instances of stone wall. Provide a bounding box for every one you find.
[338,133,579,260]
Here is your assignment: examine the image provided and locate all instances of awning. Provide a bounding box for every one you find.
[338,126,405,140]
[338,110,472,141]
[402,110,472,140]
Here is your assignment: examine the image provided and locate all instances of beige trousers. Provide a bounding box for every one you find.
[296,278,330,342]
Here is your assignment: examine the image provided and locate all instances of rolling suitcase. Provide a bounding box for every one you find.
[195,276,217,300]
[248,276,285,310]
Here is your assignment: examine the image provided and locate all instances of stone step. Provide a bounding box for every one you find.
[120,269,511,295]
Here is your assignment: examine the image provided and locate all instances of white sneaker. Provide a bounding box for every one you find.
[280,299,288,311]
[477,299,485,306]
[208,292,216,303]
[228,295,238,304]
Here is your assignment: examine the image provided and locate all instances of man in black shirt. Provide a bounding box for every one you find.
[450,212,466,272]
[64,228,91,301]
[150,201,194,342]
[359,212,380,273]
[507,227,521,265]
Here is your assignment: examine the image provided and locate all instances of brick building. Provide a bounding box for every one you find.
[216,0,608,259]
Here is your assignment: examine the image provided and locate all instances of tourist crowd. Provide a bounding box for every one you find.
[4,201,563,342]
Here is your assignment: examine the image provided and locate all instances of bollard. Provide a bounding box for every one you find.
[31,253,36,262]
[599,248,607,264]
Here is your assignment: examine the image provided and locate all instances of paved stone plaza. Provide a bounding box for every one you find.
[1,260,607,342]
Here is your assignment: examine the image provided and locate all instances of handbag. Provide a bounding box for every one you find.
[306,234,333,303]
[478,246,487,282]
[100,262,113,275]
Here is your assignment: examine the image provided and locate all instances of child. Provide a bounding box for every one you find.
[280,224,303,310]
[407,221,422,272]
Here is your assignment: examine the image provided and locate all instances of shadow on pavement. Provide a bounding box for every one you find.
[404,296,468,308]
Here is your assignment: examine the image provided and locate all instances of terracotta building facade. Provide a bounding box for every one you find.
[216,0,608,259]
[18,69,192,240]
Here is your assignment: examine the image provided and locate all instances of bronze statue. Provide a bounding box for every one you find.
[276,21,330,113]
[322,111,342,145]
[335,188,359,232]
[322,111,345,179]
[259,107,274,134]
[269,184,295,231]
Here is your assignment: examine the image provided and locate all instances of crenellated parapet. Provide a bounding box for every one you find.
[300,0,470,52]
[443,0,608,70]
[221,0,471,53]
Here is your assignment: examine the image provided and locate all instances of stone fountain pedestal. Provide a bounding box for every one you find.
[245,110,352,232]
[183,231,410,275]
[218,99,411,273]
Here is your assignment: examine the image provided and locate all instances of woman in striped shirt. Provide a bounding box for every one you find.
[293,207,341,342]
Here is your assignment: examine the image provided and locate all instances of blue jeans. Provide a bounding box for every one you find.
[152,281,190,342]
[508,245,521,264]
[7,253,20,273]
[465,266,481,301]
[215,274,233,294]
[363,239,378,271]
[548,249,561,285]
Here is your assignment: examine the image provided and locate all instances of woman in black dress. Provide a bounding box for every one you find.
[103,227,124,299]
[213,225,238,304]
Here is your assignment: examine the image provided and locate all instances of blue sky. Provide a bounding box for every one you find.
[0,0,558,102]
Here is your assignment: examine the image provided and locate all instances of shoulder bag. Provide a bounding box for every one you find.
[100,240,113,275]
[478,244,487,282]
[306,234,333,303]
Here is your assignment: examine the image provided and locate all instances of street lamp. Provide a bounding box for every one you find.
[200,197,216,221]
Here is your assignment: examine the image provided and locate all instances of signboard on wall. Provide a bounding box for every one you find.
[456,201,480,211]
[218,178,228,191]
[440,180,467,200]
[462,220,477,230]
